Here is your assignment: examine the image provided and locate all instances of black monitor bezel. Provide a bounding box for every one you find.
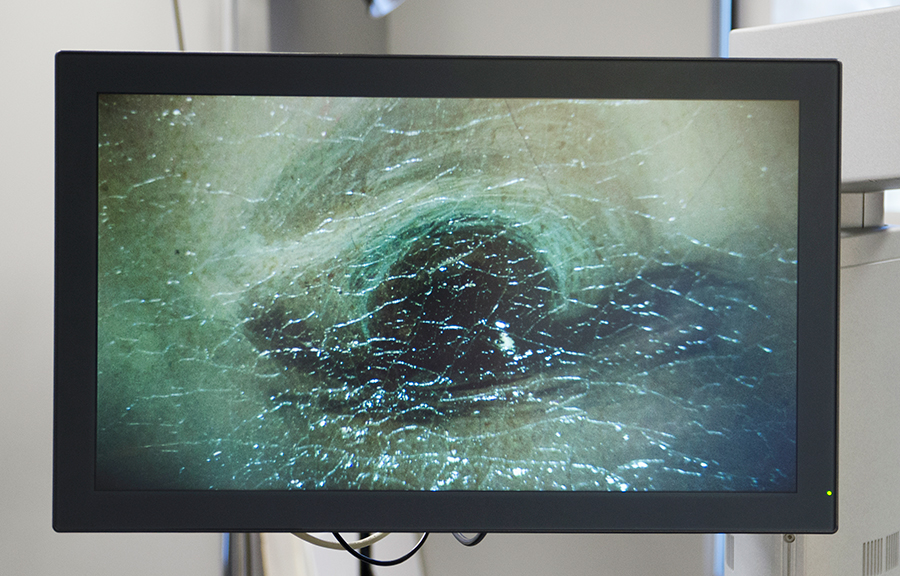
[54,52,839,533]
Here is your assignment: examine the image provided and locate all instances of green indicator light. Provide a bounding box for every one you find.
[826,490,833,496]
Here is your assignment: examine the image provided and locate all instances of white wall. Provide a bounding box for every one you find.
[422,534,719,576]
[0,1,259,574]
[388,0,719,56]
[269,0,387,53]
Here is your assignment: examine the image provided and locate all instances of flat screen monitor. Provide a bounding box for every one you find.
[54,52,839,533]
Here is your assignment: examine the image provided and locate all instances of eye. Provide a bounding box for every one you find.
[241,195,748,424]
[370,216,560,391]
[242,212,571,416]
[97,96,800,491]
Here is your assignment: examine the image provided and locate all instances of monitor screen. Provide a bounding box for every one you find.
[54,52,839,533]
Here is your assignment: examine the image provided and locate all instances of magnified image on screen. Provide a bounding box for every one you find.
[96,95,799,492]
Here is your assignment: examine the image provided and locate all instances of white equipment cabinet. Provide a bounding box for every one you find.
[727,7,900,576]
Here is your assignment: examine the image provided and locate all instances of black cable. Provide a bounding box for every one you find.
[452,532,487,546]
[358,532,374,576]
[334,532,429,567]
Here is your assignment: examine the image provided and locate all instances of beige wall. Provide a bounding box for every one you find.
[0,1,252,574]
[270,0,387,53]
[268,0,719,57]
[388,0,718,56]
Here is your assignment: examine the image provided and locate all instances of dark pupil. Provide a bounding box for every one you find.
[371,222,557,389]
